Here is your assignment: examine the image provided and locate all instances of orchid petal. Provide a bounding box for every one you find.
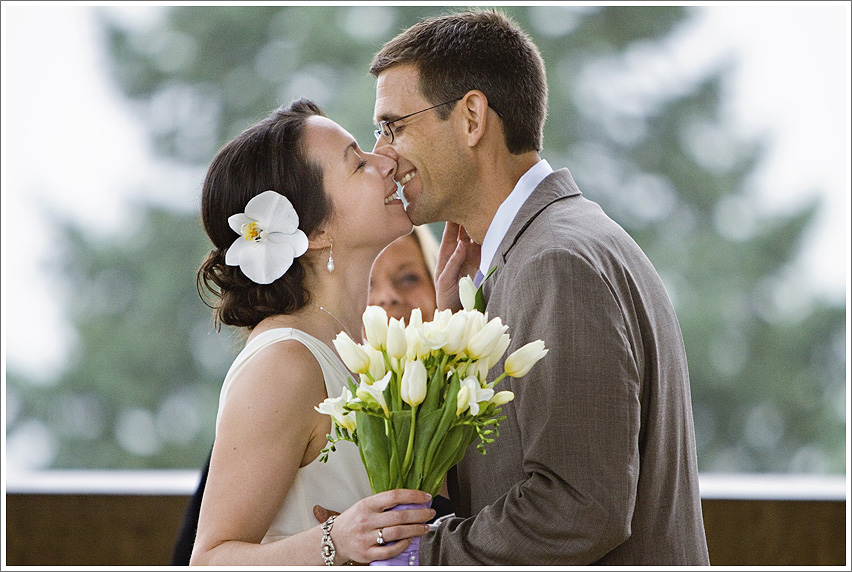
[238,240,295,284]
[266,229,309,257]
[245,191,300,233]
[227,213,254,235]
[225,236,251,267]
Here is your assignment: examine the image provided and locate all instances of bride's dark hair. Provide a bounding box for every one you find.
[197,99,332,329]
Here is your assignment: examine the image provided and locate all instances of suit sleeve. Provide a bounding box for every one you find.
[420,248,642,565]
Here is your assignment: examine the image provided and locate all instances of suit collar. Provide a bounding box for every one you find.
[479,169,579,300]
[497,168,579,263]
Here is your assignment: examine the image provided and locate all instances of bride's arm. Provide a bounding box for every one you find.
[190,341,433,566]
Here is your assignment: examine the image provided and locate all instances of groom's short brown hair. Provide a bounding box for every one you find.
[370,9,547,155]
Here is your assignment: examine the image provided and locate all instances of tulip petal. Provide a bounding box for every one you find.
[459,276,477,312]
[363,306,389,350]
[504,340,549,377]
[333,332,371,374]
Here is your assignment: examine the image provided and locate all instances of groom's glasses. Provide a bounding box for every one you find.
[374,98,504,145]
[374,98,461,145]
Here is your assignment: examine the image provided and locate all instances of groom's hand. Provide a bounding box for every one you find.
[436,222,481,311]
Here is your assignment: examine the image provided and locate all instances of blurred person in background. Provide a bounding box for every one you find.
[186,98,433,566]
[369,225,439,323]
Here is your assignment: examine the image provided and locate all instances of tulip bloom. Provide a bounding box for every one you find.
[315,277,546,499]
[386,317,407,359]
[315,388,357,432]
[443,311,469,355]
[363,305,389,350]
[356,371,391,416]
[364,345,387,381]
[459,276,477,312]
[332,332,371,374]
[489,390,514,407]
[462,311,487,348]
[457,376,495,416]
[504,340,549,377]
[486,332,511,369]
[466,317,509,360]
[400,359,427,407]
[455,385,471,416]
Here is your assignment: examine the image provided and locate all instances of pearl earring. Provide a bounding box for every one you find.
[327,240,335,273]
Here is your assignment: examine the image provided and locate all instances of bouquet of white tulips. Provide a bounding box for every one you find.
[316,277,548,496]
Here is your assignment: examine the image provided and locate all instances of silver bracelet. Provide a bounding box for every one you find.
[320,515,337,566]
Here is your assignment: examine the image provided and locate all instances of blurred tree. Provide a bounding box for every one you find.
[7,5,844,472]
[7,206,232,468]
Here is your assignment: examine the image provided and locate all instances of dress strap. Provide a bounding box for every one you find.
[215,328,353,431]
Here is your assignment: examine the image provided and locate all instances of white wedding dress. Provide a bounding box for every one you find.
[215,327,373,543]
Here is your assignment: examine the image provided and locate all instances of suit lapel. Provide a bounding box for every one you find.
[481,168,580,299]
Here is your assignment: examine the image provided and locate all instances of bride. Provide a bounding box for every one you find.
[190,99,434,566]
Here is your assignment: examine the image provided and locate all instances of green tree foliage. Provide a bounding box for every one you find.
[7,5,844,472]
[7,206,234,468]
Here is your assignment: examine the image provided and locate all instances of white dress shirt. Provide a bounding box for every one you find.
[478,159,553,280]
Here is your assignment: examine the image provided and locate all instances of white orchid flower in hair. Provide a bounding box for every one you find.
[225,190,309,284]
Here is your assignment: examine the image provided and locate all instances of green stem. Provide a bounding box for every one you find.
[385,417,401,488]
[401,404,417,477]
[423,372,461,474]
[383,351,402,411]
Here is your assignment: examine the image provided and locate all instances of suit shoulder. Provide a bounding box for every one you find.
[515,194,636,257]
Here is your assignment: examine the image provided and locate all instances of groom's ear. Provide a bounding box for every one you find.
[460,91,489,147]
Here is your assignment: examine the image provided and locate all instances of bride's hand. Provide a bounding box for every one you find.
[322,489,434,565]
[435,222,481,311]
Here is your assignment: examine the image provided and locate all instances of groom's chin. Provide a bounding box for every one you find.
[403,204,428,227]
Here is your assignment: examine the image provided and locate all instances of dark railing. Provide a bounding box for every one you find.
[4,472,847,566]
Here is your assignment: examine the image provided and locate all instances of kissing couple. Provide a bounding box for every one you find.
[186,8,709,567]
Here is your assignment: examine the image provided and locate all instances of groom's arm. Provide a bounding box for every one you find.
[420,248,641,565]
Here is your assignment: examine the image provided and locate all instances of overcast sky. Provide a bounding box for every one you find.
[2,3,850,381]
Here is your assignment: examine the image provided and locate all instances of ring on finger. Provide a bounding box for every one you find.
[377,528,385,546]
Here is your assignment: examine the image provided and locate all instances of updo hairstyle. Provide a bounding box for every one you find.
[197,99,332,329]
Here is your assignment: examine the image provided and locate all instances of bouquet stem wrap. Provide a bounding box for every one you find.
[369,500,433,567]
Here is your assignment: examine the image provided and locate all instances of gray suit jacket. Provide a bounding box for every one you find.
[420,169,710,565]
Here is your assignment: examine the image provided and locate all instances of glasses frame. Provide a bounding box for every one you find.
[374,98,504,144]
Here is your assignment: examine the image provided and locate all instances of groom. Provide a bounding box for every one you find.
[367,9,710,565]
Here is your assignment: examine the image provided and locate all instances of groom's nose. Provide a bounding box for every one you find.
[373,138,399,160]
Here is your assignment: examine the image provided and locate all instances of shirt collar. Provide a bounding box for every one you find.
[479,159,553,277]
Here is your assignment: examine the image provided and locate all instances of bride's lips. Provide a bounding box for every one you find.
[384,186,402,205]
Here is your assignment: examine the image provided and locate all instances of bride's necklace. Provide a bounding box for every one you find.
[311,302,354,340]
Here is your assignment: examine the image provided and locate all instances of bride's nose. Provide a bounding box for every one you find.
[373,151,397,180]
